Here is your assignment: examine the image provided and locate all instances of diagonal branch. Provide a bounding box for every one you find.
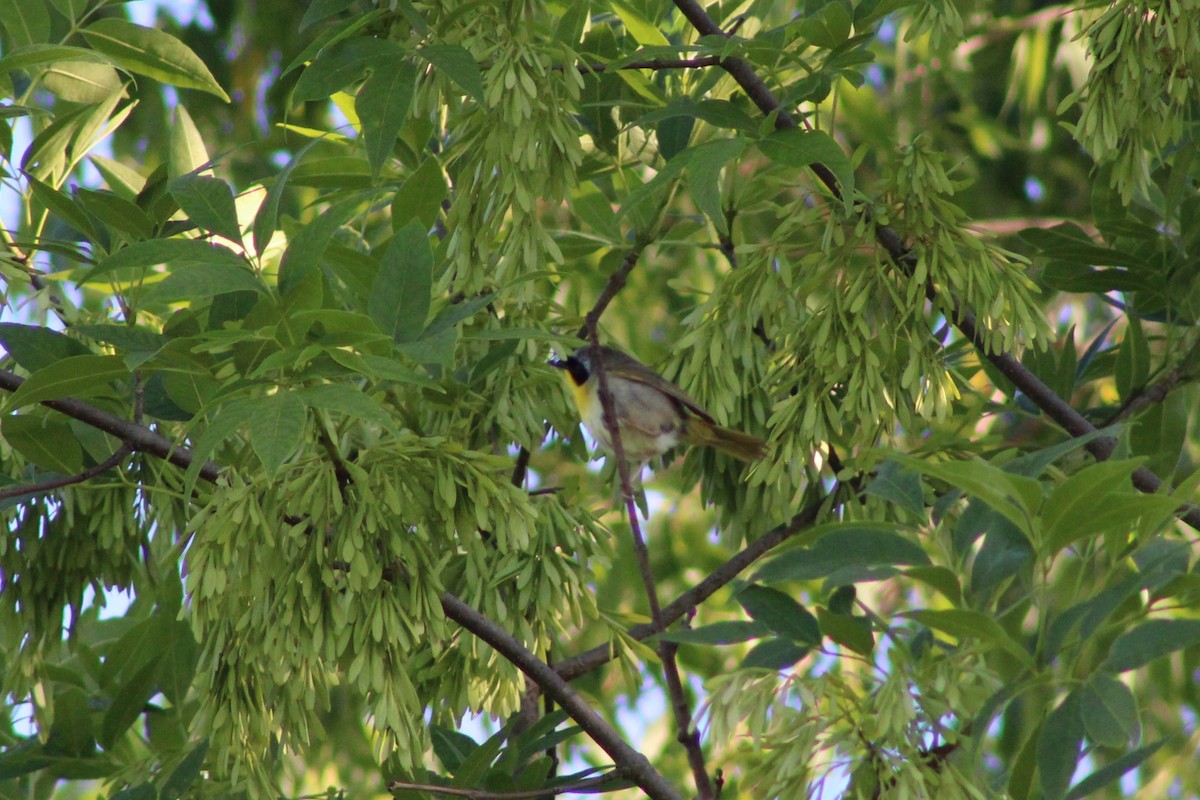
[556,486,830,681]
[668,0,1200,532]
[0,369,222,482]
[0,443,133,502]
[439,593,682,800]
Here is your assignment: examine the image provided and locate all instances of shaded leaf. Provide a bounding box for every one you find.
[357,59,417,180]
[248,392,307,474]
[417,45,485,105]
[2,414,84,474]
[5,355,127,410]
[658,620,769,645]
[170,173,241,242]
[741,638,807,670]
[754,522,929,583]
[736,585,821,645]
[1080,674,1139,748]
[369,219,433,343]
[1105,619,1200,672]
[0,322,92,371]
[1037,690,1084,800]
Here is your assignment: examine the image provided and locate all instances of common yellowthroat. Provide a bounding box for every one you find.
[549,345,767,462]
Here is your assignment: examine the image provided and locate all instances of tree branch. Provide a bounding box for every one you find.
[668,0,1200,532]
[0,369,222,483]
[0,443,133,502]
[578,243,648,340]
[438,593,683,800]
[556,487,829,681]
[387,775,617,799]
[578,56,722,73]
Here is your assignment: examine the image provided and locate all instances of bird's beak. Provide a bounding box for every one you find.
[548,355,567,370]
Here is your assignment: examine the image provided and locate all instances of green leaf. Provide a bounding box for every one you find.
[357,59,417,180]
[369,219,433,343]
[157,620,198,707]
[736,585,821,645]
[799,2,853,49]
[83,239,250,284]
[554,0,589,44]
[0,0,50,47]
[417,45,485,105]
[887,452,1038,535]
[431,726,478,773]
[392,156,448,231]
[169,104,209,178]
[1042,459,1153,554]
[753,522,929,582]
[253,137,321,256]
[169,173,241,242]
[1003,430,1114,478]
[687,138,744,234]
[160,741,208,800]
[907,609,1030,664]
[816,607,874,656]
[143,261,267,303]
[0,322,92,371]
[864,460,925,513]
[658,620,768,645]
[1064,740,1164,800]
[327,350,443,390]
[46,687,95,757]
[5,355,127,410]
[25,171,99,238]
[298,384,394,429]
[183,398,257,492]
[1105,619,1200,672]
[0,44,113,76]
[1037,690,1084,800]
[1080,674,1139,748]
[2,414,84,474]
[758,128,855,206]
[740,638,807,670]
[77,189,155,239]
[293,37,402,102]
[609,0,669,46]
[423,292,496,338]
[904,566,962,605]
[100,657,160,750]
[278,195,364,294]
[82,19,229,101]
[248,392,307,474]
[970,515,1034,597]
[299,0,359,30]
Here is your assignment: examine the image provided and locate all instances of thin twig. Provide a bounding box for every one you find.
[1104,334,1200,427]
[556,487,830,681]
[584,322,715,800]
[578,56,722,74]
[438,593,683,800]
[387,776,616,799]
[669,0,1200,532]
[577,244,648,340]
[0,443,133,502]
[0,369,222,482]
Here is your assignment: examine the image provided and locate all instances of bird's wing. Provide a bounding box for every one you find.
[610,366,716,425]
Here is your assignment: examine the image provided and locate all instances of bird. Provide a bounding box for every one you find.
[549,344,767,463]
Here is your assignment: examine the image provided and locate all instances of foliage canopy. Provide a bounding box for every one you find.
[1,1,1199,799]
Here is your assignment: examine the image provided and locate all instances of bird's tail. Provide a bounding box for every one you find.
[684,418,767,462]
